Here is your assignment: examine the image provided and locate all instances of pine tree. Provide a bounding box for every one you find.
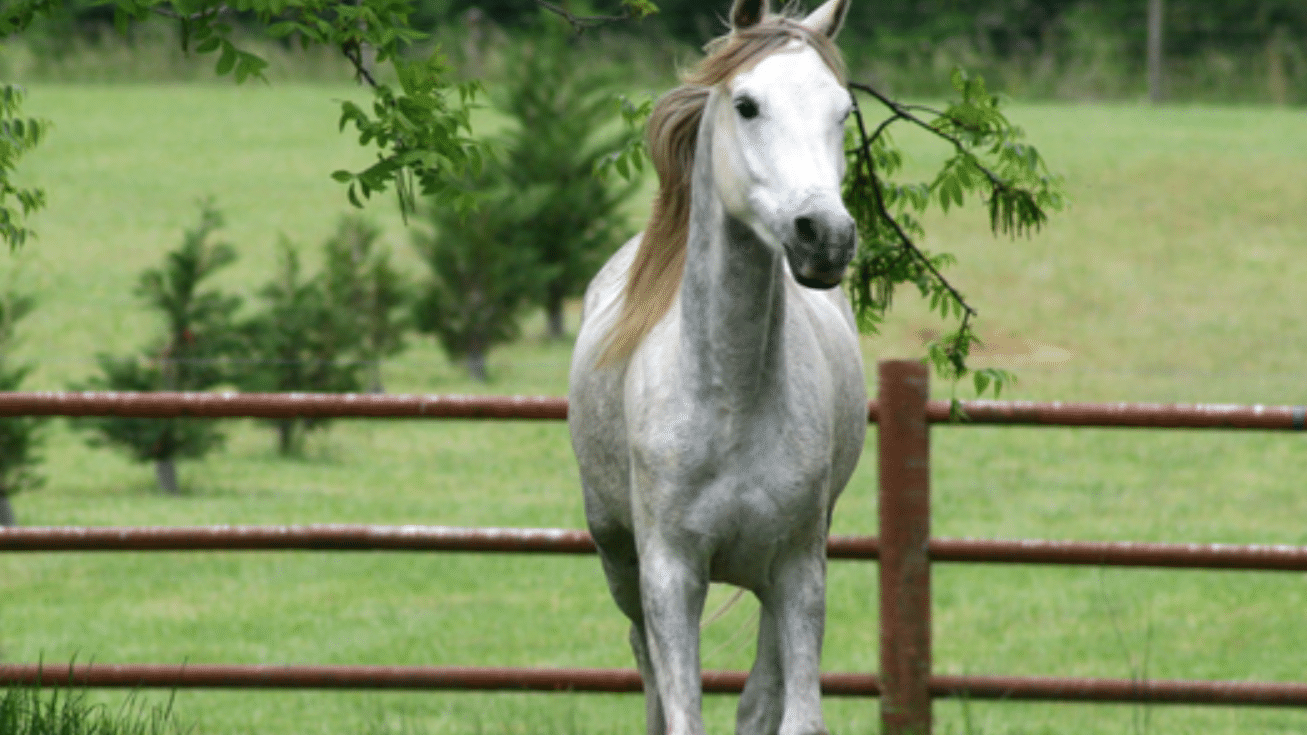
[411,175,546,382]
[321,215,410,393]
[74,202,241,493]
[239,237,365,454]
[497,26,641,340]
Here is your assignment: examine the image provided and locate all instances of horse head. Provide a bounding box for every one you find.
[710,0,856,290]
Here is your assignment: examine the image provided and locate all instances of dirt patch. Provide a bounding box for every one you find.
[916,328,1072,366]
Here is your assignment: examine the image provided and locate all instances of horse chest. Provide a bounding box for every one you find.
[630,398,834,567]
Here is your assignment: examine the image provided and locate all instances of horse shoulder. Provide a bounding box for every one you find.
[569,234,647,538]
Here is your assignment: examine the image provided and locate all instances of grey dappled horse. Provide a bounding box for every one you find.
[568,1,865,733]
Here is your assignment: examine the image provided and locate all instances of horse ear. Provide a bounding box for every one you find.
[801,0,851,39]
[731,0,769,30]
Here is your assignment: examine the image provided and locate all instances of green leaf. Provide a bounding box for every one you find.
[215,42,237,76]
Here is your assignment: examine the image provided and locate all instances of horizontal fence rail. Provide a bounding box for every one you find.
[936,400,1307,430]
[0,392,569,420]
[5,525,1307,571]
[0,391,1303,430]
[4,664,1307,707]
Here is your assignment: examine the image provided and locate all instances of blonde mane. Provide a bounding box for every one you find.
[596,16,848,367]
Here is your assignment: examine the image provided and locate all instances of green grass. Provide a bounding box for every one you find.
[2,85,1307,734]
[1,685,188,735]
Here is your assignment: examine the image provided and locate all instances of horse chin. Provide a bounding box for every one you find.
[792,270,845,290]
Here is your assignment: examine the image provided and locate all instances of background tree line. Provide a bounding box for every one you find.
[12,0,1307,102]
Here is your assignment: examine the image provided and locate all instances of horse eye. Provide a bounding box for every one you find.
[735,97,759,120]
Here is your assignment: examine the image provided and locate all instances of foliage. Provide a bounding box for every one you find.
[320,214,410,392]
[238,236,366,454]
[0,685,189,735]
[72,203,240,486]
[495,22,641,338]
[134,202,243,390]
[0,288,44,502]
[0,84,49,251]
[411,170,545,381]
[844,69,1064,403]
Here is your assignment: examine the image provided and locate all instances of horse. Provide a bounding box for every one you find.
[567,1,865,733]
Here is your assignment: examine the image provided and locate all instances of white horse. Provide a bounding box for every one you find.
[568,1,865,733]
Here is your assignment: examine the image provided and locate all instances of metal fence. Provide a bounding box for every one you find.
[1,359,1305,733]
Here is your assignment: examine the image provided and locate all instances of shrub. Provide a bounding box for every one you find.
[238,236,366,455]
[495,24,642,340]
[411,175,546,382]
[320,215,410,393]
[73,202,241,493]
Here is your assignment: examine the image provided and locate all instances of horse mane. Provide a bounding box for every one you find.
[595,15,848,368]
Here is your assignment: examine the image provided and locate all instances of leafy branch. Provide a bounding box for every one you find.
[3,0,491,219]
[0,85,49,251]
[594,94,653,180]
[843,69,1066,401]
[257,0,489,217]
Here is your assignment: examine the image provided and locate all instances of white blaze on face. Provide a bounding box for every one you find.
[712,42,852,256]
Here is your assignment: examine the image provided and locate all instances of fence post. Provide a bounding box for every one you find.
[878,359,932,735]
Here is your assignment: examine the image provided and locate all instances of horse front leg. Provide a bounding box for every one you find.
[736,602,783,735]
[638,540,710,735]
[629,621,667,735]
[769,550,830,735]
[594,534,667,735]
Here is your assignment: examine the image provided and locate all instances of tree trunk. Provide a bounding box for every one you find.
[467,349,488,382]
[155,458,179,495]
[277,420,298,456]
[0,494,15,526]
[546,299,566,342]
[462,8,486,78]
[1147,0,1165,104]
[368,360,384,393]
[1268,27,1288,105]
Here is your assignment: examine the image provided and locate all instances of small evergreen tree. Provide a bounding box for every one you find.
[239,238,365,455]
[74,202,241,494]
[0,289,44,525]
[497,27,642,340]
[411,176,546,382]
[321,215,410,393]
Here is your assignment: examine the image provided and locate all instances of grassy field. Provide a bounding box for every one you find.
[1,84,1306,734]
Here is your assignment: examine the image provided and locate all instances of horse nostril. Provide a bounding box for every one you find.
[795,216,818,242]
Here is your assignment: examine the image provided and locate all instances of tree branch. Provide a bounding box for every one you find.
[848,93,977,320]
[151,4,231,22]
[849,80,1006,191]
[340,39,379,88]
[533,0,637,34]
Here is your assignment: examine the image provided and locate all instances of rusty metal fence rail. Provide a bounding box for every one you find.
[1,370,1305,733]
[6,525,1307,571]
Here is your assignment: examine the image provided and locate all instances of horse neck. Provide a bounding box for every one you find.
[678,112,787,407]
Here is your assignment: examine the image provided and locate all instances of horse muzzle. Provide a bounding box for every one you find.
[786,209,856,290]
